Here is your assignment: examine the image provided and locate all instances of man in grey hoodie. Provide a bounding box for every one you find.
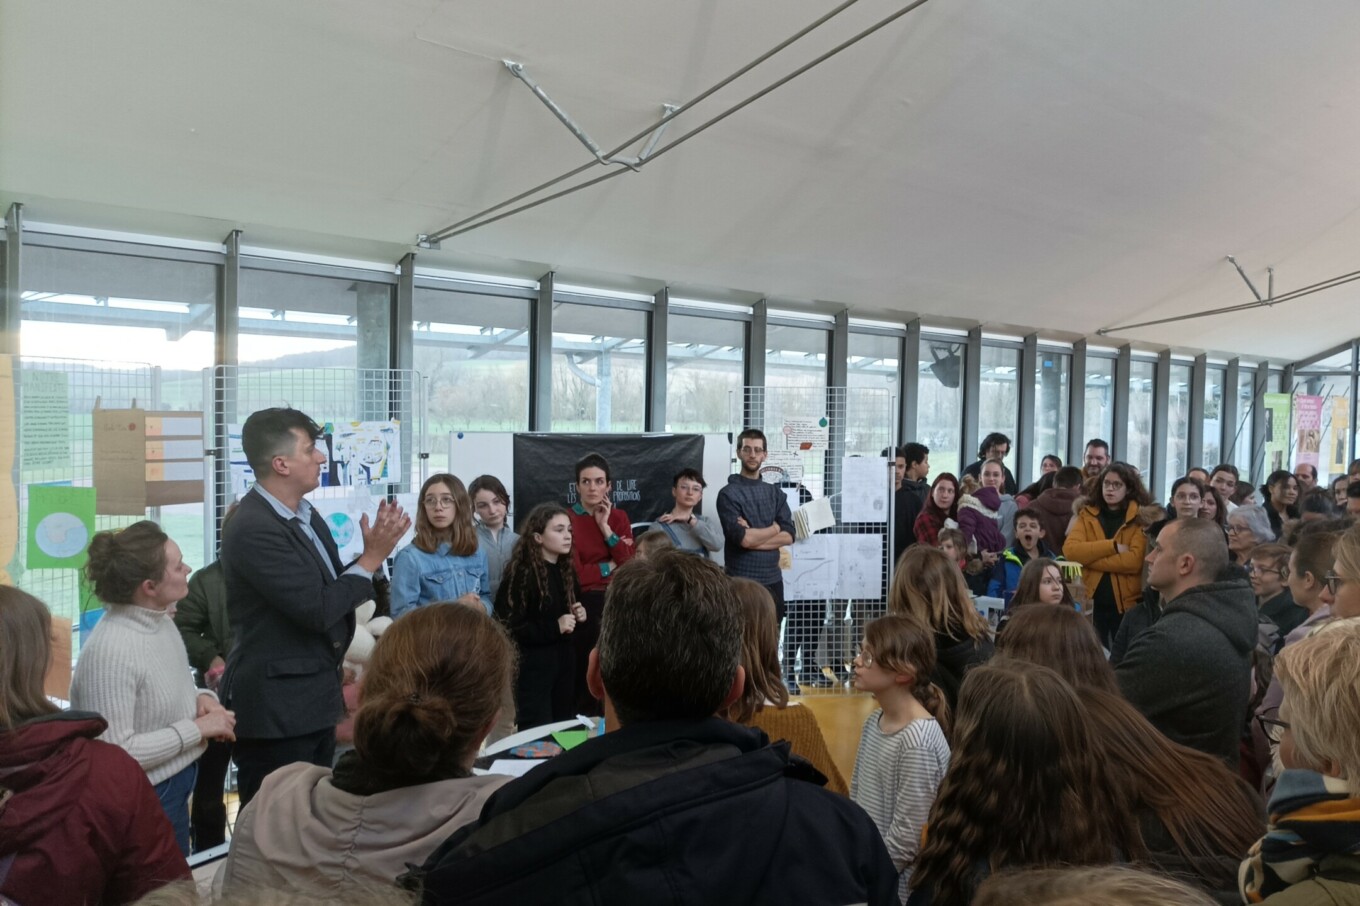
[1116,517,1257,768]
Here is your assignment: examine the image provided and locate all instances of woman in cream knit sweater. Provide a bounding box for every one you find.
[71,520,236,856]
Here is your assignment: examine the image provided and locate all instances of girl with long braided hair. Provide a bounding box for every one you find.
[493,504,587,729]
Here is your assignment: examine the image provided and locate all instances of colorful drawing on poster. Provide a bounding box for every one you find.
[26,484,96,569]
[1293,395,1323,469]
[227,424,255,496]
[313,491,417,563]
[324,421,402,485]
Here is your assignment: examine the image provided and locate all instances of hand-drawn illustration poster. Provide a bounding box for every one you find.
[27,484,96,569]
[324,420,402,486]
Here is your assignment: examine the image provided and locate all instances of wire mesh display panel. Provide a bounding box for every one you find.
[14,356,172,626]
[207,366,426,556]
[731,385,896,688]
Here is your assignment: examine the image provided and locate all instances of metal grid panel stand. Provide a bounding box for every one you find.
[15,356,159,625]
[208,366,425,555]
[732,385,896,689]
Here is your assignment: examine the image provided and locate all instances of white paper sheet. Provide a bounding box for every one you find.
[840,456,891,523]
[834,534,884,600]
[786,534,838,600]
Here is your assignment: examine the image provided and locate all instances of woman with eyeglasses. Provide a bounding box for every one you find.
[1063,463,1151,648]
[1225,504,1273,563]
[1252,530,1341,798]
[1326,522,1360,620]
[1239,620,1360,905]
[391,473,493,618]
[1246,542,1308,638]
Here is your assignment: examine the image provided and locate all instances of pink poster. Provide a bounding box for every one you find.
[1293,394,1323,468]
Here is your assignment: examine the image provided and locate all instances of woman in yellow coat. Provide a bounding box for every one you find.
[1063,462,1151,649]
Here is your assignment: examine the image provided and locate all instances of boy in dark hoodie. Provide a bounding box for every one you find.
[986,508,1060,605]
[1032,466,1084,551]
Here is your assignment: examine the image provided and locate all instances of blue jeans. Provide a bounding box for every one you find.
[154,762,199,858]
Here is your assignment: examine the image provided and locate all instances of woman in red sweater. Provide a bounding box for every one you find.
[568,452,634,715]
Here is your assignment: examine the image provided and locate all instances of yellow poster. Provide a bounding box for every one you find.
[1331,398,1351,475]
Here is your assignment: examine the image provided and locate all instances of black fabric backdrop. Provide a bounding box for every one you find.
[512,433,706,532]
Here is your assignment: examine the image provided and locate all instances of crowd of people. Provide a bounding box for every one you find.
[4,408,1360,904]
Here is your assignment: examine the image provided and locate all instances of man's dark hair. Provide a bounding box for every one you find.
[737,428,768,452]
[1054,466,1084,489]
[977,433,1010,459]
[1300,488,1335,517]
[574,452,611,484]
[673,467,706,488]
[902,442,929,468]
[1348,482,1360,501]
[241,407,322,474]
[1085,438,1110,454]
[597,551,742,725]
[1211,463,1240,480]
[1012,508,1043,531]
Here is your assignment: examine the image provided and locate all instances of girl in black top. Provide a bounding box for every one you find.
[494,504,587,729]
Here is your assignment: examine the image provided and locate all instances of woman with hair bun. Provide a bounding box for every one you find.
[70,520,236,857]
[222,602,516,894]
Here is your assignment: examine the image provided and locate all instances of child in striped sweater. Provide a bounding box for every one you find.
[850,614,952,904]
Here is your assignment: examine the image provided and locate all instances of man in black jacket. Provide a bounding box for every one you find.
[412,551,899,906]
[1116,517,1256,767]
[891,442,930,570]
[221,408,409,805]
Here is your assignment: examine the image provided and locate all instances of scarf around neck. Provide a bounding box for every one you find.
[1240,768,1360,902]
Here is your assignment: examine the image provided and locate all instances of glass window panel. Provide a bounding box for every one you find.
[1127,360,1156,477]
[551,302,647,431]
[979,345,1020,476]
[1203,367,1225,469]
[413,288,531,472]
[918,337,965,478]
[666,313,745,433]
[1231,371,1255,474]
[847,332,902,462]
[20,244,217,622]
[1035,350,1070,476]
[766,323,828,388]
[1084,358,1115,453]
[1166,363,1193,498]
[237,268,375,373]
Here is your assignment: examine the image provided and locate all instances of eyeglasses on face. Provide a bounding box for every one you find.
[853,649,875,668]
[1246,563,1289,579]
[1325,573,1354,596]
[1102,480,1125,490]
[1256,714,1290,742]
[423,495,455,509]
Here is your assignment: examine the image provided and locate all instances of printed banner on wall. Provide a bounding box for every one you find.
[512,434,705,529]
[1293,395,1323,470]
[1263,393,1292,474]
[1330,398,1351,476]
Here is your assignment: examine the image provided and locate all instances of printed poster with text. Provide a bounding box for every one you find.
[1293,395,1323,470]
[1262,393,1292,474]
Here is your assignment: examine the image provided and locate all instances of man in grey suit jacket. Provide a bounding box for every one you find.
[221,407,409,805]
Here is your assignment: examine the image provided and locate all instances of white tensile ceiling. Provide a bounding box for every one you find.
[3,0,1359,363]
